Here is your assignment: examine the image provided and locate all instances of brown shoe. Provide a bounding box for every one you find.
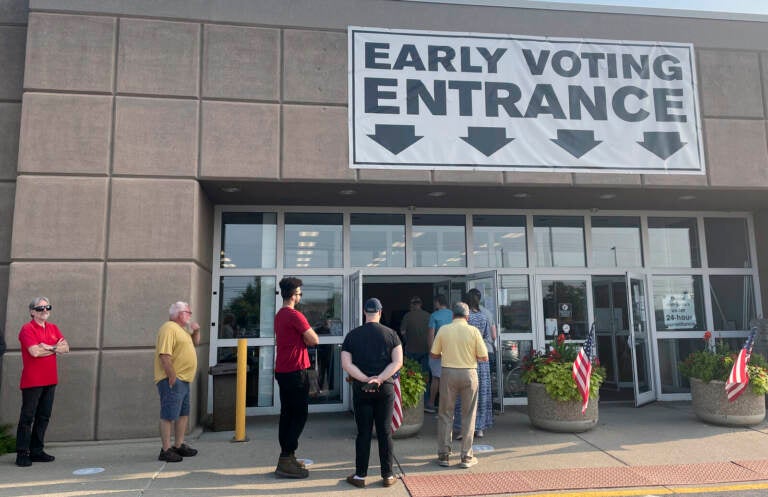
[383,475,397,487]
[290,453,306,469]
[438,453,450,467]
[346,474,366,488]
[275,456,309,479]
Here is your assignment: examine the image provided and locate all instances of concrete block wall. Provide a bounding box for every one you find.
[0,10,214,441]
[0,0,26,402]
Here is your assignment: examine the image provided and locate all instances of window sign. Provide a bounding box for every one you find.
[349,26,704,174]
[662,293,696,329]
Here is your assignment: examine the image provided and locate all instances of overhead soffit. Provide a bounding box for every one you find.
[201,180,768,212]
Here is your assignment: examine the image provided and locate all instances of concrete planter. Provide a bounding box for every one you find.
[392,396,424,439]
[526,382,599,433]
[690,378,765,427]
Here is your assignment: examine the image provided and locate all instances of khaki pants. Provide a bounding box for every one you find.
[437,367,478,458]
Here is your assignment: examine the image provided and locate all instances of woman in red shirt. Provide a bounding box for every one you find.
[15,297,69,467]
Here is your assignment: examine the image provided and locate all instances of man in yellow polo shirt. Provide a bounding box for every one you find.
[154,301,200,463]
[430,301,488,469]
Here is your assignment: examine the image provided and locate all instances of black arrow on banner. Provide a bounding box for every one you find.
[460,127,514,157]
[367,124,423,155]
[551,129,602,158]
[638,131,687,159]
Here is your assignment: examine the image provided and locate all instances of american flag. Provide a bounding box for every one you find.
[391,373,403,432]
[725,328,758,402]
[572,324,595,414]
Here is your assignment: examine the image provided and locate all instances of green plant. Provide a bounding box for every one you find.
[0,424,15,455]
[398,357,427,409]
[521,334,606,402]
[679,331,768,396]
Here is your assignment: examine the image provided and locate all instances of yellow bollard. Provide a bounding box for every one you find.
[232,338,249,442]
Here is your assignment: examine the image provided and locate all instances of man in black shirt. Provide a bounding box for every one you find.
[341,298,403,489]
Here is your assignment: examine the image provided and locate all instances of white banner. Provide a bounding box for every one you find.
[348,26,704,174]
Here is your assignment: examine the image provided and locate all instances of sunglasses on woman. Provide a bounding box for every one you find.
[33,305,52,312]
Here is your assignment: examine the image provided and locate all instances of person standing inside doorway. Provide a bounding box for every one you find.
[425,294,452,413]
[154,301,200,463]
[274,277,319,479]
[400,296,430,373]
[341,298,403,488]
[430,301,488,469]
[15,297,69,467]
[453,288,494,438]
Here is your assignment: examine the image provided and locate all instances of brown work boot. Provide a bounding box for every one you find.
[275,456,309,479]
[291,454,306,469]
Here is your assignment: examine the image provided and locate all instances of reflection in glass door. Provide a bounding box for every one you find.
[538,278,589,340]
[592,276,632,399]
[627,273,656,406]
[297,276,344,411]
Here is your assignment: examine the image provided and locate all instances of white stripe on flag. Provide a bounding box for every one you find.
[391,376,403,431]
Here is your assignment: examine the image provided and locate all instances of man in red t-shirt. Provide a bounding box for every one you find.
[15,297,70,467]
[274,277,319,479]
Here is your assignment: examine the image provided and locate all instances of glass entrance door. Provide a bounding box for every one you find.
[537,277,590,340]
[592,276,632,398]
[626,272,656,406]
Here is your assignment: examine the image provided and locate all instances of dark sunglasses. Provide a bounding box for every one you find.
[33,305,52,312]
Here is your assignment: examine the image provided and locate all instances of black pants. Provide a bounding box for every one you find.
[16,385,56,454]
[352,381,395,478]
[275,369,309,456]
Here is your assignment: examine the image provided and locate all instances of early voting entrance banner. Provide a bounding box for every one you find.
[348,27,704,174]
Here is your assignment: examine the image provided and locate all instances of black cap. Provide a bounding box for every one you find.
[364,298,383,313]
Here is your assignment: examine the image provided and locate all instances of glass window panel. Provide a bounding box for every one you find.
[656,337,742,394]
[308,345,343,405]
[648,217,700,268]
[657,338,697,394]
[704,217,751,268]
[216,346,274,407]
[412,214,466,267]
[499,275,531,334]
[296,275,343,333]
[710,275,756,331]
[652,275,705,331]
[219,276,276,338]
[501,339,532,398]
[285,213,343,268]
[472,215,527,268]
[220,212,276,269]
[350,213,405,268]
[534,216,585,267]
[590,216,642,268]
[541,279,588,339]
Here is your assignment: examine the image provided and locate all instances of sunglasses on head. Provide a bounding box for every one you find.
[33,305,52,312]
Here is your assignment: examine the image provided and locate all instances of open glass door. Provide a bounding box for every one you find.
[626,272,656,406]
[346,270,363,411]
[349,270,363,329]
[466,270,501,412]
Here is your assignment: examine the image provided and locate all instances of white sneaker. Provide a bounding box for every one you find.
[459,456,478,468]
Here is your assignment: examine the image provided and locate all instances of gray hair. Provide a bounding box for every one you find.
[169,301,190,319]
[452,301,469,318]
[28,296,50,310]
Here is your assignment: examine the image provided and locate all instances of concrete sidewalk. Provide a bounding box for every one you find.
[2,402,768,497]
